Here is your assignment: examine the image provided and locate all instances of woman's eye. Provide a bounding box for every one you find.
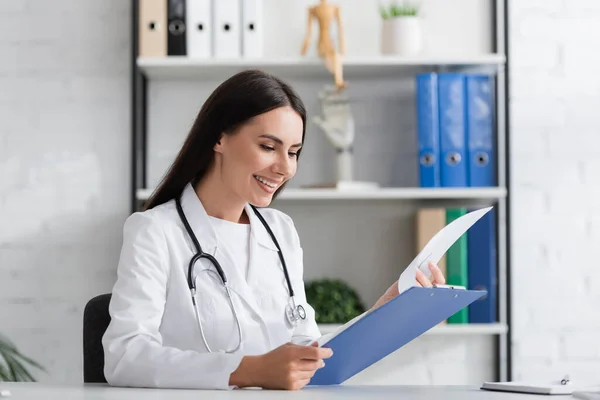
[260,145,275,151]
[288,152,298,158]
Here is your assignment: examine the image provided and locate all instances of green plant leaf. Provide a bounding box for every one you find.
[0,362,10,381]
[305,279,366,324]
[380,1,419,18]
[0,334,45,382]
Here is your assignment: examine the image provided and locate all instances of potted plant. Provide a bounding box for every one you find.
[0,334,44,381]
[379,1,423,56]
[304,279,366,324]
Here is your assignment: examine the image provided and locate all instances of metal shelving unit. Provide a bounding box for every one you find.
[130,0,511,382]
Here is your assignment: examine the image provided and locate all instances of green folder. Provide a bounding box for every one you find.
[446,208,469,324]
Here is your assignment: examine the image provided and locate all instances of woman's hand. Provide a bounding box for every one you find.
[371,262,446,310]
[229,342,333,390]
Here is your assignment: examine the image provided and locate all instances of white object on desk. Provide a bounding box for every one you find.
[573,391,600,400]
[481,377,598,395]
[0,389,11,397]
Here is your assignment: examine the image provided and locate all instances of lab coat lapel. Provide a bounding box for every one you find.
[179,183,217,256]
[214,204,279,324]
[245,203,279,287]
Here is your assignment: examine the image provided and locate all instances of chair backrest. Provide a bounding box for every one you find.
[83,293,112,383]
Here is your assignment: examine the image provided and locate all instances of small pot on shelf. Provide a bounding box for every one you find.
[379,3,423,56]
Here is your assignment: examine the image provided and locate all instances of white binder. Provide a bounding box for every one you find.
[213,0,241,58]
[186,0,212,58]
[241,0,263,58]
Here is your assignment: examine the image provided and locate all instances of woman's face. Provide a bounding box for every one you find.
[214,106,304,207]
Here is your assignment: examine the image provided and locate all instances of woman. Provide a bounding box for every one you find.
[102,70,445,391]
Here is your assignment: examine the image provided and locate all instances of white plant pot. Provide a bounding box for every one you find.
[381,16,423,56]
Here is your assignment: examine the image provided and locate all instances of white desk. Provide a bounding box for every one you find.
[0,382,569,399]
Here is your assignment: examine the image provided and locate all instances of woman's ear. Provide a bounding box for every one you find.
[213,134,224,153]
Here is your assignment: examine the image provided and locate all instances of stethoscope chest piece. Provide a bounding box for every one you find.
[285,297,307,327]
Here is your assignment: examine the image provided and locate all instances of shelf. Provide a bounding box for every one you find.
[277,187,506,200]
[137,54,506,79]
[318,322,508,336]
[136,186,506,202]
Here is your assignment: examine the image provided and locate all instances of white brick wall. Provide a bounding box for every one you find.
[0,0,130,383]
[509,0,600,383]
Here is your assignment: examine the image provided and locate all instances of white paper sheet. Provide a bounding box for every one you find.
[397,206,493,294]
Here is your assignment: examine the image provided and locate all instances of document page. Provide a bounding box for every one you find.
[317,206,493,347]
[397,206,493,294]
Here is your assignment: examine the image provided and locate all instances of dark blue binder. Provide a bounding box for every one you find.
[466,74,496,187]
[467,209,497,323]
[309,286,487,386]
[416,73,440,187]
[438,73,468,187]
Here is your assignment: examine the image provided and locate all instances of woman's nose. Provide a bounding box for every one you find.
[275,154,293,176]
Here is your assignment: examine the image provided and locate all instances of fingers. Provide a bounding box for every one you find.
[296,359,326,372]
[291,378,311,391]
[416,269,432,288]
[428,262,446,285]
[297,345,333,360]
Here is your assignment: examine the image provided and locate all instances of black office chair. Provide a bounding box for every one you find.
[83,293,112,383]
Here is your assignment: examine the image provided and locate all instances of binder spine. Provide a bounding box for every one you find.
[438,73,468,187]
[466,74,496,187]
[242,0,263,57]
[467,209,497,323]
[138,0,167,57]
[167,0,187,55]
[213,0,242,58]
[416,73,441,188]
[186,0,212,58]
[446,208,469,324]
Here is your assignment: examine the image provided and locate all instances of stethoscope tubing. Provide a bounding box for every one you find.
[175,194,305,354]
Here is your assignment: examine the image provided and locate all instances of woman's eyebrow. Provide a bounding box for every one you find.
[259,134,302,148]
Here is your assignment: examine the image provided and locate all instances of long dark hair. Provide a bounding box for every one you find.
[143,69,307,211]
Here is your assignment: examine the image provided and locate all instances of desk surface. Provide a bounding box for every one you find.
[0,382,570,399]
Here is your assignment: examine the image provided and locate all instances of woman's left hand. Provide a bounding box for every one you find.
[371,262,446,310]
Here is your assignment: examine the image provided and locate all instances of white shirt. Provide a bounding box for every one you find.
[102,183,324,390]
[208,216,251,282]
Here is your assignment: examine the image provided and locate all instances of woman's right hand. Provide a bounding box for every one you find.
[230,342,333,390]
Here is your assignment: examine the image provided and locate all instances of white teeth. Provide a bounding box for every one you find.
[254,175,277,188]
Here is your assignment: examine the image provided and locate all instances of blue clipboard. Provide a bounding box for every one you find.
[309,286,487,386]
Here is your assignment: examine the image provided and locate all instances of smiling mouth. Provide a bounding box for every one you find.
[253,175,279,191]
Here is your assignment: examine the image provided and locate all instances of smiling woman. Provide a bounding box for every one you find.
[101,69,446,392]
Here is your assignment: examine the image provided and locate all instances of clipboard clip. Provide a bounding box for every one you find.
[432,284,466,290]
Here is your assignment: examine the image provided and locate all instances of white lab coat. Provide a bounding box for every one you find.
[102,183,324,390]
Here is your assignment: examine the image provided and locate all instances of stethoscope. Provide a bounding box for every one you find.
[175,196,306,354]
